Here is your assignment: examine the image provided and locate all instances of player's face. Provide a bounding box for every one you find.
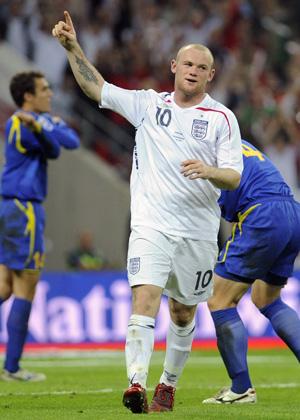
[171,48,215,100]
[28,78,53,114]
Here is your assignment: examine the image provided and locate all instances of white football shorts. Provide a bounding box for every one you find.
[127,226,218,305]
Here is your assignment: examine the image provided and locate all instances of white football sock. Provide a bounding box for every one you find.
[125,314,155,389]
[160,318,195,387]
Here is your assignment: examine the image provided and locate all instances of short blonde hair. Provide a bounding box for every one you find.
[176,44,214,69]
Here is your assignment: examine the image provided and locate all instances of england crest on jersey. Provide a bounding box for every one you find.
[191,119,208,140]
[129,257,140,275]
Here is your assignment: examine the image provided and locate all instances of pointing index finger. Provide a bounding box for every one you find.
[64,10,73,27]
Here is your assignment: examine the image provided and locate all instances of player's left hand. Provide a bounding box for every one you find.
[52,10,77,51]
[180,159,211,180]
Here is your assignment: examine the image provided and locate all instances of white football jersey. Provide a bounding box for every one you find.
[101,82,243,241]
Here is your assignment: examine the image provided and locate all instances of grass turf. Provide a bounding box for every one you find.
[0,348,298,419]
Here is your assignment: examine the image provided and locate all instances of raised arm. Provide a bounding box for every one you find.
[52,11,104,104]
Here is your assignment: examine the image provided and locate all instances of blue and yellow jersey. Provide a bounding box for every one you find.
[218,140,293,222]
[1,111,79,202]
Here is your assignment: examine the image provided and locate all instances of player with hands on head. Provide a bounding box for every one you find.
[0,70,80,382]
[202,140,300,404]
[53,11,243,413]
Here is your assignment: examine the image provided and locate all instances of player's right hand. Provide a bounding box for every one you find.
[17,111,40,132]
[52,10,77,51]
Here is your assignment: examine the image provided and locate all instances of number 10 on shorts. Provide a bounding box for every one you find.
[195,270,213,291]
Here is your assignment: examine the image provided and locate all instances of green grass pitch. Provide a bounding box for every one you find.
[0,348,298,419]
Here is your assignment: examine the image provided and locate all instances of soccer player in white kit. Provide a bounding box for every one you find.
[53,11,244,413]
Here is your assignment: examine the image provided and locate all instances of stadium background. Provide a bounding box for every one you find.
[1,0,300,349]
[0,270,300,350]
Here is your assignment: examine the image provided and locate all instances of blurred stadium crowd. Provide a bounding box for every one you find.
[1,0,300,187]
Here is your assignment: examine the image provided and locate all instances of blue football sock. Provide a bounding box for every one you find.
[212,308,252,394]
[4,298,32,373]
[260,297,300,361]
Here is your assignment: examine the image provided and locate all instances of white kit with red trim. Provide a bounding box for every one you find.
[100,83,243,241]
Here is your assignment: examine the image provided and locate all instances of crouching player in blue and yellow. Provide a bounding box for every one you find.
[0,71,79,381]
[202,140,300,404]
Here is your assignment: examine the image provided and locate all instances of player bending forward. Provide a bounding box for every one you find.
[203,140,300,404]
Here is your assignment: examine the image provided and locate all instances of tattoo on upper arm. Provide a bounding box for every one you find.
[75,56,99,85]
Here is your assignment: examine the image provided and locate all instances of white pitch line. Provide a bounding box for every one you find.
[0,383,298,397]
[258,383,299,388]
[0,389,116,397]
